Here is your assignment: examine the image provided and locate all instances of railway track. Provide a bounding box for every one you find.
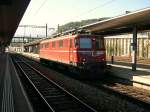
[14,54,150,111]
[11,55,97,112]
[83,76,150,110]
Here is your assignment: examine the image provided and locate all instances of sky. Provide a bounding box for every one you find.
[15,0,150,36]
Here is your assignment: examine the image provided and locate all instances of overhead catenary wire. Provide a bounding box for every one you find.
[68,0,117,21]
[32,0,117,26]
[34,0,48,15]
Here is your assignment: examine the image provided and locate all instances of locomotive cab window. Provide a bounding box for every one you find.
[80,38,92,48]
[74,38,79,47]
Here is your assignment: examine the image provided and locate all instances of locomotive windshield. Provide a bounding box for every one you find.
[79,38,92,48]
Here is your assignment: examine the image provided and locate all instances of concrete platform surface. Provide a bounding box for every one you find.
[108,62,150,90]
[0,53,33,112]
[21,52,40,62]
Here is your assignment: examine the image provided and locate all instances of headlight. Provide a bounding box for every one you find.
[82,58,86,62]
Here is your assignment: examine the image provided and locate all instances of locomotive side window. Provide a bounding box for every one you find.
[45,43,49,48]
[41,44,44,49]
[70,39,72,48]
[59,40,63,48]
[80,38,92,48]
[40,44,43,49]
[52,41,56,48]
[95,38,104,49]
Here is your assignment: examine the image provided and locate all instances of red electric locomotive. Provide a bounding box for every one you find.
[39,31,106,77]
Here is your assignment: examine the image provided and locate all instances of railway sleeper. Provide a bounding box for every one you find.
[44,94,66,98]
[38,88,60,92]
[46,97,72,102]
[50,103,84,111]
[43,92,65,97]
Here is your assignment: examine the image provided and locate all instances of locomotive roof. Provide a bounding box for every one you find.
[40,33,79,43]
[42,33,101,44]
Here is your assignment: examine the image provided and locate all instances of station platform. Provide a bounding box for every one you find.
[0,53,33,112]
[107,60,150,90]
[21,52,40,62]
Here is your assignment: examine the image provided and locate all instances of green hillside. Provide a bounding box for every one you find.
[57,17,109,33]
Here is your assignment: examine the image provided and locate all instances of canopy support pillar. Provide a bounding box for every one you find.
[131,25,137,71]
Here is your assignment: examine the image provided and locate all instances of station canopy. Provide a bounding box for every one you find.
[0,0,30,46]
[81,7,150,36]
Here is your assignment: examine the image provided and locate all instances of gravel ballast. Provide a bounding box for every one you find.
[27,62,150,112]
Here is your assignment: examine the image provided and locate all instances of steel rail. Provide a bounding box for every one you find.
[12,55,97,112]
[12,57,55,112]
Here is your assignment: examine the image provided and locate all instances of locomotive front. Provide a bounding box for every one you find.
[74,34,106,74]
